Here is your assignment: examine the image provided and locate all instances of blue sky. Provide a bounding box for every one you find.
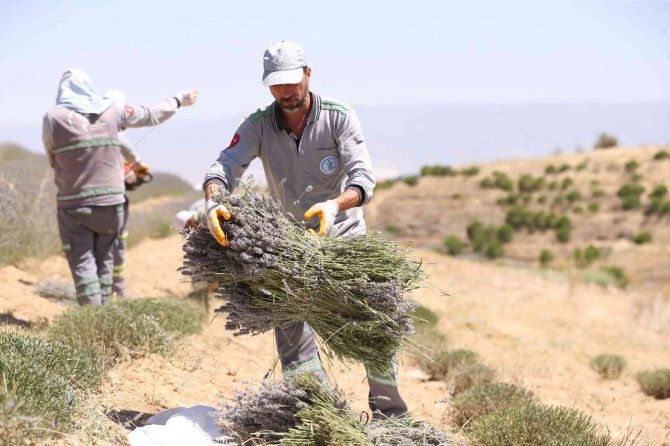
[1,0,668,126]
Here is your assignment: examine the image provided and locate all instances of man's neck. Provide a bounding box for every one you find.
[280,92,312,136]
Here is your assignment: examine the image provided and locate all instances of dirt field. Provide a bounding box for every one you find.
[1,231,668,445]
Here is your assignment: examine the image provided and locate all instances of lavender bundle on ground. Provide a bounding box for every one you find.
[215,374,452,446]
[180,188,424,375]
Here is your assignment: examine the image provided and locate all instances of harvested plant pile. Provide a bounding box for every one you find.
[215,374,452,446]
[181,189,425,374]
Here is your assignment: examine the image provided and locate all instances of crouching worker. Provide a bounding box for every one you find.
[42,68,198,305]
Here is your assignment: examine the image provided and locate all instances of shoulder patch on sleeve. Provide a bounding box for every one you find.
[124,104,135,116]
[228,133,240,148]
[320,97,350,114]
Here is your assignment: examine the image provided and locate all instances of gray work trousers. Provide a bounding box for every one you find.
[57,204,124,305]
[275,321,408,419]
[112,197,130,296]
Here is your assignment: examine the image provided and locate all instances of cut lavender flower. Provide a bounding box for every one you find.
[180,188,425,375]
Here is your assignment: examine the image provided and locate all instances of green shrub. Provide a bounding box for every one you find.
[624,159,640,173]
[0,332,104,442]
[537,195,547,204]
[423,349,477,381]
[48,298,204,361]
[588,202,600,213]
[653,150,670,160]
[561,177,574,190]
[636,369,670,399]
[443,235,463,256]
[539,249,554,268]
[467,404,627,446]
[645,198,670,216]
[505,206,531,230]
[496,194,519,206]
[545,164,557,174]
[594,132,618,149]
[376,179,397,190]
[600,266,629,289]
[467,221,485,241]
[461,166,480,177]
[556,225,571,243]
[620,195,641,210]
[479,177,493,188]
[631,173,642,183]
[420,164,456,176]
[617,183,645,198]
[590,354,626,379]
[633,231,652,244]
[490,172,514,191]
[649,185,668,200]
[574,245,601,269]
[496,224,514,244]
[548,181,558,191]
[451,383,537,429]
[573,206,583,214]
[410,304,439,328]
[484,240,504,259]
[402,175,419,186]
[576,160,588,171]
[566,190,582,203]
[451,193,462,199]
[384,224,401,235]
[558,163,571,173]
[592,188,605,198]
[448,362,496,395]
[518,174,544,193]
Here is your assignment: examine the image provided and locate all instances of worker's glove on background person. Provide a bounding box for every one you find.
[175,90,198,107]
[133,162,150,176]
[304,200,339,236]
[206,199,232,246]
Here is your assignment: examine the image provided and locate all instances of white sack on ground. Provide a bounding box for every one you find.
[127,405,230,446]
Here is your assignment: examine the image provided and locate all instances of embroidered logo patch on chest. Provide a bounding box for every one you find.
[320,156,339,175]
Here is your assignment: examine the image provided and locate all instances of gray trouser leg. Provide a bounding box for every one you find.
[275,321,326,378]
[112,197,129,296]
[367,357,408,419]
[57,204,124,306]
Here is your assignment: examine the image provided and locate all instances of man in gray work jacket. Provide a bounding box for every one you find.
[203,41,407,419]
[43,68,197,306]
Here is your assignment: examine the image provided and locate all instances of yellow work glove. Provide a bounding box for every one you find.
[303,200,339,236]
[205,199,232,246]
[133,162,150,176]
[176,90,199,107]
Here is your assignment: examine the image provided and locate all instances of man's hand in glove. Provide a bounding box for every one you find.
[176,90,199,107]
[304,199,339,236]
[206,199,232,246]
[133,162,150,176]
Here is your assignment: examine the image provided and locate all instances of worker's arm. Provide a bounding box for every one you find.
[203,118,260,246]
[41,114,55,168]
[203,118,260,193]
[303,108,374,236]
[118,132,141,165]
[119,90,198,129]
[335,107,376,206]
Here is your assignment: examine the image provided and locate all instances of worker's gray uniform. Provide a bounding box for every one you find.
[112,132,139,296]
[204,93,407,418]
[43,99,179,305]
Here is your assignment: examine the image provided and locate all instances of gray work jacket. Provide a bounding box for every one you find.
[43,99,178,208]
[204,93,376,236]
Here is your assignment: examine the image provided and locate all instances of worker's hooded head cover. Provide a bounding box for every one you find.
[55,68,112,114]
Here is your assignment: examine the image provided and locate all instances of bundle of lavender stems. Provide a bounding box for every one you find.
[180,188,425,375]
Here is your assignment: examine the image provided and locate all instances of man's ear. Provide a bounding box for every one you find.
[305,67,312,78]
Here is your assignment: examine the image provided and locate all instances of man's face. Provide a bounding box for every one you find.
[269,67,311,113]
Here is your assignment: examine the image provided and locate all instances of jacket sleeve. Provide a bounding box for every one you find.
[118,132,140,164]
[41,114,55,168]
[335,108,376,205]
[118,98,179,129]
[203,118,260,192]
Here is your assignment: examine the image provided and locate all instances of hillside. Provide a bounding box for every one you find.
[366,145,670,290]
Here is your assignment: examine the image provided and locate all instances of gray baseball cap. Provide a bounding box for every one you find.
[262,41,307,87]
